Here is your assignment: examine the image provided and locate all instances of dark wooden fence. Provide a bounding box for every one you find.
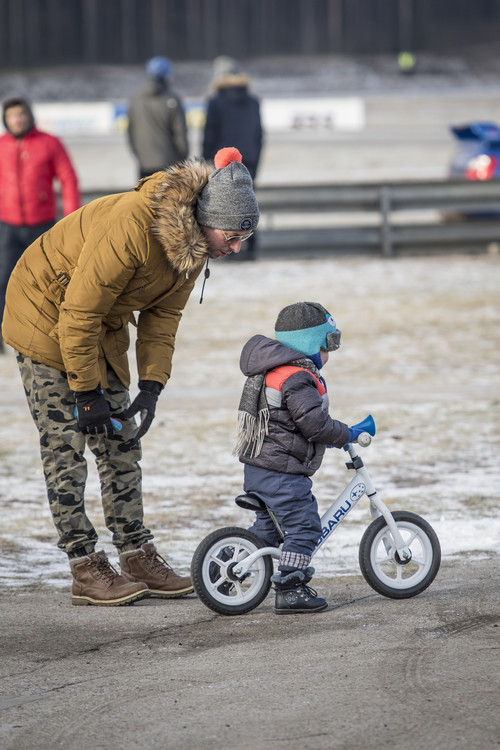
[1,0,500,68]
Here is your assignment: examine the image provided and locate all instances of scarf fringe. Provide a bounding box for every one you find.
[233,408,270,458]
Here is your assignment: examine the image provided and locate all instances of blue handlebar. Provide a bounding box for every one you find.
[350,414,376,436]
[73,406,122,432]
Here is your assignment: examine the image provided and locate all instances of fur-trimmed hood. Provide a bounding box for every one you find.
[140,159,213,276]
[212,72,252,92]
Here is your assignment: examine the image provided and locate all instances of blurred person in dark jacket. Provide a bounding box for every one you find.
[127,56,189,179]
[0,94,80,350]
[202,57,263,261]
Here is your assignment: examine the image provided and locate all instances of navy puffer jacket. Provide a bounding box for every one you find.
[202,74,263,177]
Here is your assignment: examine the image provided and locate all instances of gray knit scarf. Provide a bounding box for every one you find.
[233,357,321,458]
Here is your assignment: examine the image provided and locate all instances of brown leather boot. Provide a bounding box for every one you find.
[120,543,193,598]
[70,550,150,606]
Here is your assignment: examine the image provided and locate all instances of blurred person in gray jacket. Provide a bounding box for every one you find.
[127,56,189,179]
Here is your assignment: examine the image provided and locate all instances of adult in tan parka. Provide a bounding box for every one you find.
[2,147,259,606]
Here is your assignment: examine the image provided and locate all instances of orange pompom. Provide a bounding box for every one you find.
[214,147,242,169]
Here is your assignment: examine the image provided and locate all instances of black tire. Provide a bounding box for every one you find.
[359,511,441,599]
[191,527,274,616]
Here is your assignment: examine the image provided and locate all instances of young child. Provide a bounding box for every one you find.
[234,301,365,614]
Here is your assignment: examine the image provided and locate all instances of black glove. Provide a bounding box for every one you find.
[120,380,163,442]
[75,388,114,438]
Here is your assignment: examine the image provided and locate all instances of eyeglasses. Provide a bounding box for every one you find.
[222,230,254,244]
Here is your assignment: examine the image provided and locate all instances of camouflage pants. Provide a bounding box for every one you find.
[17,353,153,557]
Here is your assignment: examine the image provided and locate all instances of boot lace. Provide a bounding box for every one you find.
[274,582,318,599]
[89,555,119,585]
[142,549,172,578]
[300,583,318,600]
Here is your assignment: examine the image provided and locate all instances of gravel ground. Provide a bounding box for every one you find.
[1,556,498,750]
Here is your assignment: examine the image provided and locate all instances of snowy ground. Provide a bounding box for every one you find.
[1,253,499,589]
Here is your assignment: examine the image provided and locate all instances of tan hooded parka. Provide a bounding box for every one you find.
[2,160,212,391]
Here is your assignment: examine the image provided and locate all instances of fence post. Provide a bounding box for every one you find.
[379,186,393,257]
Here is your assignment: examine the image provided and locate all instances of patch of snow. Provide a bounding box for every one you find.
[1,254,499,589]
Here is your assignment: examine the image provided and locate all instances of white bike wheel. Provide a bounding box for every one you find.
[191,527,274,615]
[359,511,441,599]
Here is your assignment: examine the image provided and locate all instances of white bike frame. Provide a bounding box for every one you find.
[231,435,412,579]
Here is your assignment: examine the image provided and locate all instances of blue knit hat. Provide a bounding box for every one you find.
[146,56,172,79]
[275,302,341,356]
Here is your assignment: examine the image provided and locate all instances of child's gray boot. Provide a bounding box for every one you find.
[271,567,328,614]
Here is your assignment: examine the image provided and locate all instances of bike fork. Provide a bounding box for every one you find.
[368,491,412,562]
[357,463,411,561]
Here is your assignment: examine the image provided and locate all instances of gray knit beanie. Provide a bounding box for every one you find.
[196,147,260,232]
[212,55,241,79]
[275,302,341,356]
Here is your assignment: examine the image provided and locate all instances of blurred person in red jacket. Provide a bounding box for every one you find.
[0,94,80,349]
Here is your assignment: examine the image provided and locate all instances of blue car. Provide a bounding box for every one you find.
[449,122,500,180]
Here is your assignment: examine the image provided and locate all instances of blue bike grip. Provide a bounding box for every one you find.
[350,414,376,436]
[73,407,122,432]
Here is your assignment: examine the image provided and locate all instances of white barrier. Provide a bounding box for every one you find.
[1,97,365,137]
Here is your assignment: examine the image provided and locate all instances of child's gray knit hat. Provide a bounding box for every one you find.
[196,147,260,232]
